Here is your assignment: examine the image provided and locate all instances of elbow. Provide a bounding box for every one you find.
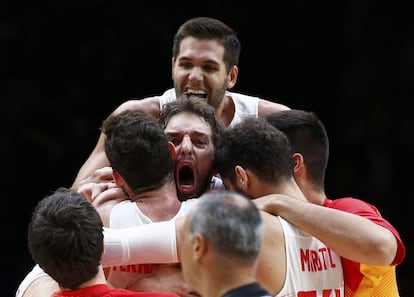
[366,231,398,265]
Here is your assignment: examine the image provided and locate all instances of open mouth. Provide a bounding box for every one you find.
[184,90,207,99]
[175,160,197,196]
[188,93,207,99]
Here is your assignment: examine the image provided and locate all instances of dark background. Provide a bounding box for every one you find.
[2,1,413,296]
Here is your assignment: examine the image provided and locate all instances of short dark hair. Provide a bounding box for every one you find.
[103,110,174,195]
[215,117,294,185]
[28,188,103,290]
[172,17,241,73]
[266,109,329,190]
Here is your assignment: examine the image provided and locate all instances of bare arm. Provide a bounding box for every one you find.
[257,98,290,117]
[77,177,116,202]
[256,211,285,295]
[78,182,128,226]
[71,97,161,190]
[253,194,398,265]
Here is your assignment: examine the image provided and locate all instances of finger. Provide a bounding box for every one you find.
[91,183,109,200]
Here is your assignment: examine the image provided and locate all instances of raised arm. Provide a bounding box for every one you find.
[257,98,290,117]
[71,97,161,190]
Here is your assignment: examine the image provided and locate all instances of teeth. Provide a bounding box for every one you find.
[186,89,206,95]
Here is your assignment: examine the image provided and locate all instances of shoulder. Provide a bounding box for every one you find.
[83,187,129,227]
[20,274,59,297]
[260,211,283,238]
[114,96,161,118]
[257,98,290,116]
[257,211,286,293]
[129,293,180,297]
[114,88,176,118]
[326,197,380,215]
[228,91,290,116]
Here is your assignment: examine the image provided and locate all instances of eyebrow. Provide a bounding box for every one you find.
[177,56,221,66]
[165,131,210,138]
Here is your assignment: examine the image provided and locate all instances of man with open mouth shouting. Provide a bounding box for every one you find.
[16,96,223,297]
[160,93,224,201]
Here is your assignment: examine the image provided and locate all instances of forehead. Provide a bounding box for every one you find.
[178,37,225,63]
[165,112,212,136]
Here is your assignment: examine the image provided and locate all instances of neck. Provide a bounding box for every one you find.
[294,170,327,205]
[298,183,327,205]
[62,266,107,290]
[131,182,181,222]
[254,178,306,201]
[216,93,234,127]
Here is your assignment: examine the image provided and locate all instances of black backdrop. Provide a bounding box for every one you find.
[2,1,413,296]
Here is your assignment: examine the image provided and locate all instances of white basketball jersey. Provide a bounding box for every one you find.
[276,217,344,297]
[106,199,199,289]
[158,88,259,127]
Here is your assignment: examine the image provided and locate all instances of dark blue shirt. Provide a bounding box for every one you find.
[222,283,272,297]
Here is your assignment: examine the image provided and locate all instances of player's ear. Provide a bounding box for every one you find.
[227,65,238,89]
[171,58,176,80]
[193,234,207,261]
[168,141,177,161]
[292,152,304,173]
[112,169,124,187]
[235,165,248,189]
